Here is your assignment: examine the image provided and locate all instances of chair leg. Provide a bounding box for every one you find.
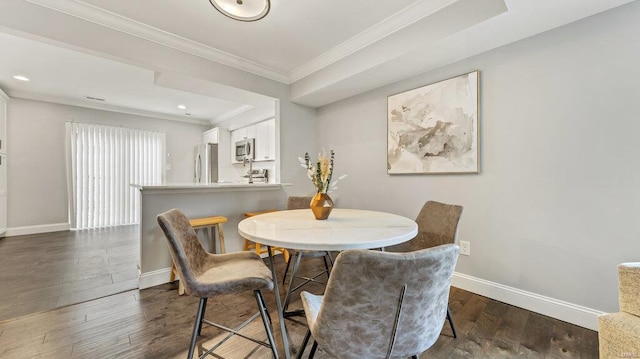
[326,251,334,267]
[257,288,272,325]
[178,278,185,296]
[282,251,296,285]
[309,341,318,359]
[255,243,262,256]
[254,290,279,359]
[216,223,226,254]
[170,263,177,282]
[282,248,291,263]
[322,255,331,279]
[283,251,304,313]
[296,329,311,359]
[197,298,208,336]
[208,226,216,253]
[188,298,207,359]
[447,306,457,338]
[171,263,185,295]
[243,239,252,251]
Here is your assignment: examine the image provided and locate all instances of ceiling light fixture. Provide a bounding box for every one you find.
[178,105,187,110]
[13,75,30,81]
[209,0,270,22]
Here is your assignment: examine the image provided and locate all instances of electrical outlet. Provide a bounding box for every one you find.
[460,241,471,256]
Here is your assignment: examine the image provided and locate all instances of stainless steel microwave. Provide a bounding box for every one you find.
[235,138,255,162]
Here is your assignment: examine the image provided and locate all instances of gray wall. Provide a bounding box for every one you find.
[7,98,209,228]
[279,100,319,195]
[316,2,640,313]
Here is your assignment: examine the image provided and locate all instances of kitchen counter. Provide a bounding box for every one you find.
[132,182,292,289]
[132,182,288,194]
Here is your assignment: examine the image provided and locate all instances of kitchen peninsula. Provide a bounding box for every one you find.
[132,182,290,289]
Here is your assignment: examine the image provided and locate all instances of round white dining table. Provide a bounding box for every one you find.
[238,208,418,251]
[237,208,418,359]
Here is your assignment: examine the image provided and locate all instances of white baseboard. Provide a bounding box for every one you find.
[138,267,172,290]
[452,272,604,331]
[5,222,70,236]
[133,266,604,331]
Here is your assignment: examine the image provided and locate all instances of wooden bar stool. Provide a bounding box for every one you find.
[243,210,290,263]
[170,215,227,295]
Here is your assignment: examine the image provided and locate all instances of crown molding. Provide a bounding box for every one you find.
[8,90,211,125]
[0,87,8,101]
[25,0,289,83]
[25,0,465,86]
[211,104,254,124]
[288,0,459,82]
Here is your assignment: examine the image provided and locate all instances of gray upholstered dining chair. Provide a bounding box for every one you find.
[281,196,334,316]
[157,209,278,359]
[297,244,460,359]
[387,200,463,338]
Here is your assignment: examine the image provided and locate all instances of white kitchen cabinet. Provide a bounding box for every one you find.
[254,119,276,161]
[230,128,242,163]
[202,127,219,144]
[267,119,276,160]
[230,118,276,163]
[245,125,256,141]
[254,121,269,161]
[231,127,243,143]
[232,126,255,142]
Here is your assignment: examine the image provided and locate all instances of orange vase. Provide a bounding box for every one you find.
[310,192,334,220]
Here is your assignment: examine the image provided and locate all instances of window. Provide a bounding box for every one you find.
[67,122,165,229]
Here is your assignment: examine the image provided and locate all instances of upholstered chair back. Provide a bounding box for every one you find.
[310,244,459,359]
[287,196,314,210]
[391,201,463,252]
[157,209,212,296]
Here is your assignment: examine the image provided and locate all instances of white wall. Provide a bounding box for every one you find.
[316,1,640,318]
[7,98,209,229]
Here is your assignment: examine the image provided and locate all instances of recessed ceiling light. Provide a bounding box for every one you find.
[177,105,187,110]
[13,75,29,81]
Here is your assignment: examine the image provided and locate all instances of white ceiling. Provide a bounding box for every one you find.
[0,0,636,123]
[79,0,420,75]
[0,31,244,124]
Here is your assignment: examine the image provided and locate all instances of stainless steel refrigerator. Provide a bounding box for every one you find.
[194,143,219,183]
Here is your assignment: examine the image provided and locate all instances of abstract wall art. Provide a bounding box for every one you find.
[387,71,479,174]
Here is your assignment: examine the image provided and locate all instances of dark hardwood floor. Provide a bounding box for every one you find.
[0,226,139,322]
[0,228,599,358]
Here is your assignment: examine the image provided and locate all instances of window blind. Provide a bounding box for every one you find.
[67,123,165,229]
